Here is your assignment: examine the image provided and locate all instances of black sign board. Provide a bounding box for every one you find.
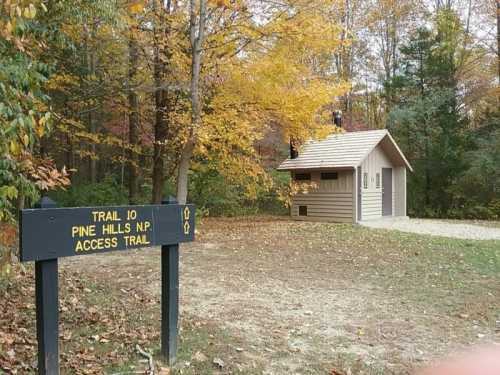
[19,197,195,375]
[20,204,194,261]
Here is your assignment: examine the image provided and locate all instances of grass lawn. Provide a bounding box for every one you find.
[1,217,499,374]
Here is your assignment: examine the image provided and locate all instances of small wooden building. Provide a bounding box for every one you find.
[278,130,412,223]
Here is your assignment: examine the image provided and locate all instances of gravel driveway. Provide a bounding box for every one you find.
[360,218,500,240]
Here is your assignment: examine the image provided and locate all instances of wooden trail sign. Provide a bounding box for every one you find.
[19,196,195,375]
[21,202,194,261]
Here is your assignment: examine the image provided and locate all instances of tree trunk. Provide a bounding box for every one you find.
[151,0,172,204]
[128,29,140,204]
[176,0,206,204]
[85,24,97,184]
[89,112,97,183]
[17,192,25,211]
[497,0,500,84]
[65,132,74,183]
[176,138,195,204]
[152,99,167,204]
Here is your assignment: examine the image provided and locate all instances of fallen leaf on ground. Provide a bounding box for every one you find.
[213,357,225,368]
[192,351,207,362]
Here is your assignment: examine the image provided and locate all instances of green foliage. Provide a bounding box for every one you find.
[255,170,290,215]
[188,166,288,217]
[488,200,500,219]
[449,120,500,219]
[387,9,470,218]
[49,177,128,207]
[0,155,40,217]
[47,168,288,217]
[188,167,259,216]
[0,3,52,220]
[387,9,499,220]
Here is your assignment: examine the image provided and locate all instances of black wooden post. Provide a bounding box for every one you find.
[161,196,179,365]
[34,197,59,375]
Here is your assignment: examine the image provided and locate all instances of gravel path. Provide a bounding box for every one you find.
[360,218,500,240]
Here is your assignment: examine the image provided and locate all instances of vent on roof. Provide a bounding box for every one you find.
[290,139,298,159]
[333,110,342,128]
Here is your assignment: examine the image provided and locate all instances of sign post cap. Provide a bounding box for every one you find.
[35,196,57,209]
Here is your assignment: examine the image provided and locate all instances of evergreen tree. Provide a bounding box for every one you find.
[386,9,467,217]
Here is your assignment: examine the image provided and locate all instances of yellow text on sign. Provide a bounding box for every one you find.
[183,207,190,235]
[72,225,96,238]
[92,210,121,222]
[73,209,153,253]
[75,237,118,252]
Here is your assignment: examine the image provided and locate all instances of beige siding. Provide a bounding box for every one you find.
[352,169,357,222]
[361,191,382,220]
[392,190,396,215]
[361,145,392,183]
[360,145,394,220]
[288,144,408,223]
[291,170,354,223]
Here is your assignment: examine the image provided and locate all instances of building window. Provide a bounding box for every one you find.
[294,173,311,181]
[321,172,338,180]
[363,173,368,189]
[376,173,380,188]
[298,205,308,216]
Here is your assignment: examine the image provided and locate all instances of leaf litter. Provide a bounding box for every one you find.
[1,216,499,374]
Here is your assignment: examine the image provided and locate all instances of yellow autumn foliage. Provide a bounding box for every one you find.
[179,0,349,196]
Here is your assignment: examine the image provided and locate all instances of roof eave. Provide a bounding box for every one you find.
[385,132,413,172]
[276,164,356,171]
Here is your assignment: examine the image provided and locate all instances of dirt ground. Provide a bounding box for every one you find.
[59,217,500,374]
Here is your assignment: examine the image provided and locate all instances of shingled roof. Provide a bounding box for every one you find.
[277,129,413,171]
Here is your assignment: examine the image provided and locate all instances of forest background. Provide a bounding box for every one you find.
[1,0,499,268]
